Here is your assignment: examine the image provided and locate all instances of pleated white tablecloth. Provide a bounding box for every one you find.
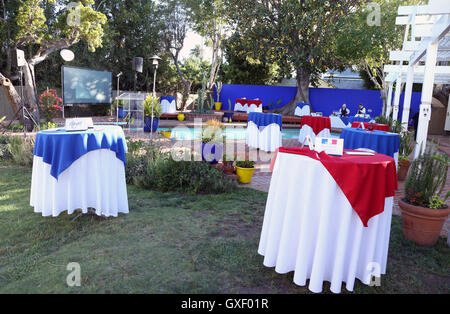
[294,105,311,117]
[161,98,177,113]
[298,124,331,144]
[247,122,282,152]
[258,152,393,293]
[30,149,129,217]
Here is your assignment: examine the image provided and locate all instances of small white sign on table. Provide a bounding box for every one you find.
[314,137,344,156]
[65,118,94,131]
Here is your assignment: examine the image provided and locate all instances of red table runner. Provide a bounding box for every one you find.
[351,122,390,132]
[301,116,331,135]
[270,147,397,227]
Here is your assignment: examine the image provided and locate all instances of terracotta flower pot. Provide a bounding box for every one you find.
[223,161,235,175]
[397,159,411,181]
[398,199,450,246]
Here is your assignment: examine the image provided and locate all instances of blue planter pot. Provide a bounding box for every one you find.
[201,142,223,164]
[144,117,160,133]
[117,108,127,119]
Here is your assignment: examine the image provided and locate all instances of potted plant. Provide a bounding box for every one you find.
[214,82,223,111]
[143,95,162,133]
[200,119,224,164]
[397,130,416,181]
[398,142,450,246]
[235,159,255,184]
[222,154,235,175]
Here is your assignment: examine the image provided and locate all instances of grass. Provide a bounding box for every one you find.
[0,161,449,294]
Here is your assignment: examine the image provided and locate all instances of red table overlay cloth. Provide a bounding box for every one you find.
[301,116,331,135]
[270,147,397,227]
[235,98,248,104]
[248,100,263,107]
[351,122,390,132]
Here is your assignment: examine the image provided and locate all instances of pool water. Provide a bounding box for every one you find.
[157,127,340,141]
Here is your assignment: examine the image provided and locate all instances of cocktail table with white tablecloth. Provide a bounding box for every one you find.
[246,112,282,152]
[234,99,263,113]
[294,102,311,117]
[259,147,397,293]
[340,128,400,166]
[298,116,331,144]
[30,125,129,217]
[160,96,177,114]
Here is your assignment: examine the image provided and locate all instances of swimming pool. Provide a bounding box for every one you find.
[157,127,340,141]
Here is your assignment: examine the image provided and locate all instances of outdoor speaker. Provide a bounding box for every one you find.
[12,49,26,67]
[133,57,144,73]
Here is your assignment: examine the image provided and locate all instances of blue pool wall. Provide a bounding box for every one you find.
[215,84,422,120]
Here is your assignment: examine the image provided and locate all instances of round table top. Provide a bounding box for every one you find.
[340,127,400,157]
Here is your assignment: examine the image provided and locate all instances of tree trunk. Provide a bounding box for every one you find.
[0,72,22,121]
[273,68,311,115]
[22,61,40,123]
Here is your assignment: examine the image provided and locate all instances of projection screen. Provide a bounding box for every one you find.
[62,66,112,105]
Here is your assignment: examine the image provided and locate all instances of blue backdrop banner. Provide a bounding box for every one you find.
[216,84,422,120]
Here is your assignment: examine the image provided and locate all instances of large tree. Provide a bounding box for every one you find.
[160,0,192,108]
[14,0,107,121]
[219,31,283,86]
[335,0,422,116]
[184,0,227,91]
[227,0,362,114]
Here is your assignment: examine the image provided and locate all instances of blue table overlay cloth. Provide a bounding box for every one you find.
[296,102,310,109]
[160,96,176,103]
[340,128,400,158]
[34,126,127,179]
[247,112,283,131]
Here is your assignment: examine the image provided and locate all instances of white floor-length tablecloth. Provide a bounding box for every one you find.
[294,105,311,117]
[248,104,263,113]
[234,100,247,112]
[258,152,393,293]
[298,124,331,144]
[30,149,129,217]
[247,121,282,152]
[161,98,177,113]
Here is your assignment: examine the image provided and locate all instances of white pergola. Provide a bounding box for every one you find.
[384,0,450,159]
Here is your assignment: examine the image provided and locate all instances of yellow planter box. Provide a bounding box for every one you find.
[214,102,222,111]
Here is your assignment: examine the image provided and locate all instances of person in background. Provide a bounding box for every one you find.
[356,103,366,117]
[410,111,420,141]
[340,104,350,117]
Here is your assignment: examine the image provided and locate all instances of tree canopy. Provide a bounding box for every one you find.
[226,0,363,114]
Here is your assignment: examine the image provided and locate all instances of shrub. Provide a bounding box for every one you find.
[143,95,162,118]
[7,135,34,167]
[39,89,62,122]
[405,142,449,208]
[200,119,225,144]
[399,130,415,158]
[126,143,236,194]
[0,134,11,160]
[374,115,402,133]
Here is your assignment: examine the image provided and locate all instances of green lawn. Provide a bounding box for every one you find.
[0,161,449,294]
